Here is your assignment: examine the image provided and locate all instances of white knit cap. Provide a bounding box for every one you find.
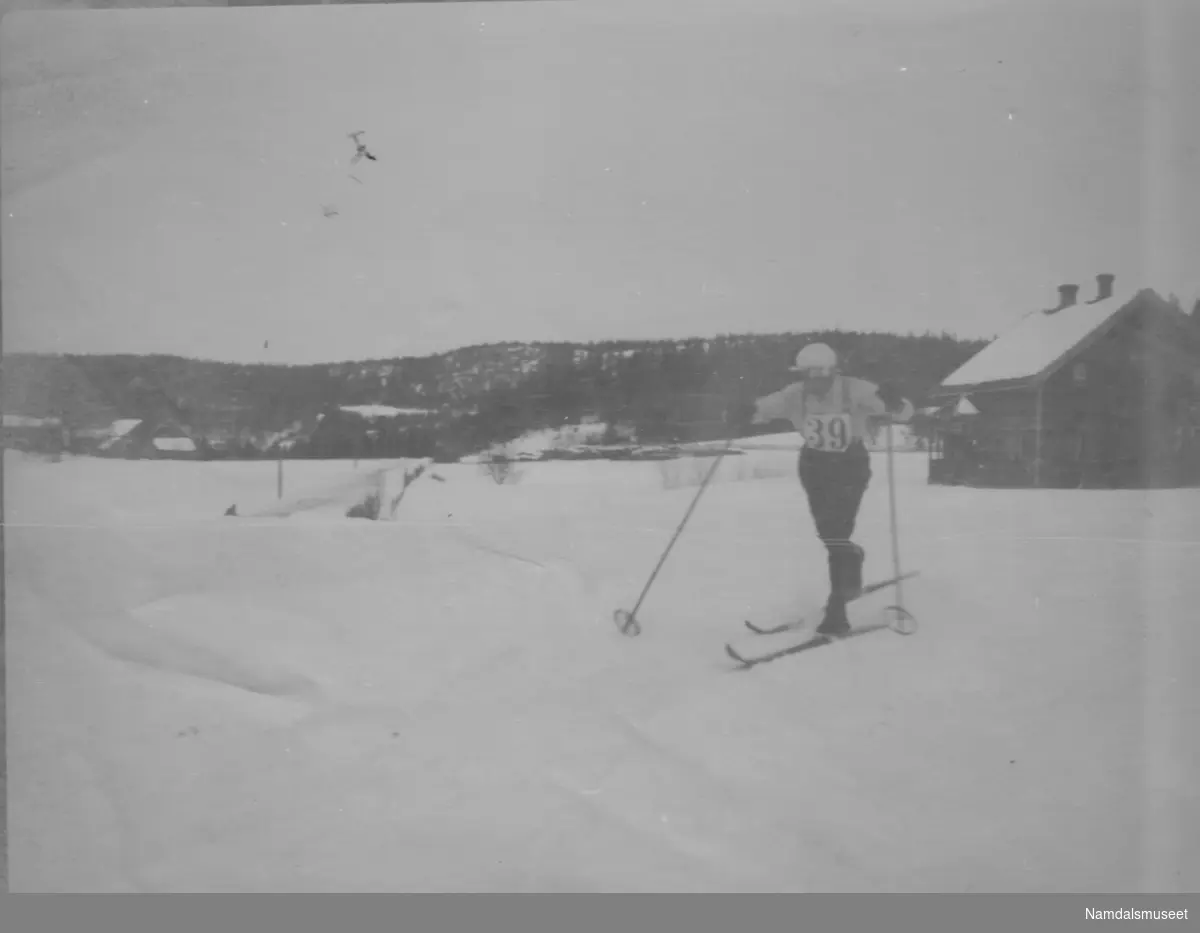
[789,342,838,374]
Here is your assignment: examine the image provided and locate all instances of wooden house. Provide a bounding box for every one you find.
[927,276,1200,488]
[306,404,437,459]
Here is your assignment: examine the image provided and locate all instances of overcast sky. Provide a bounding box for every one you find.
[2,0,1197,364]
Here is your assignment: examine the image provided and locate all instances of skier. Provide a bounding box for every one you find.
[749,342,913,636]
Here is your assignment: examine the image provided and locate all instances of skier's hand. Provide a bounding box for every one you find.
[876,381,904,412]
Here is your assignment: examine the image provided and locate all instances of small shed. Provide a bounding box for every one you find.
[928,276,1200,488]
[99,419,199,460]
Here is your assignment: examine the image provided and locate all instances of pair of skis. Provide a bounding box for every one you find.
[725,571,919,670]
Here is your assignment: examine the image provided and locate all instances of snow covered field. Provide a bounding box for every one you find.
[6,446,1199,892]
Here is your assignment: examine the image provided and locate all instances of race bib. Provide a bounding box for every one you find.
[803,413,852,452]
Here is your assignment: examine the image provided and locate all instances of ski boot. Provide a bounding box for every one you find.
[814,543,862,638]
[815,603,852,639]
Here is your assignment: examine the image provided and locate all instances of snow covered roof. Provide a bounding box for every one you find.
[97,419,144,450]
[3,414,61,428]
[338,405,434,419]
[152,437,197,453]
[939,287,1153,391]
[110,419,143,438]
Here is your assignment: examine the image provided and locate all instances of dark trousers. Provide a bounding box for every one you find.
[798,441,871,622]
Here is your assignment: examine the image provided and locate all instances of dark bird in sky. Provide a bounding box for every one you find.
[348,131,377,165]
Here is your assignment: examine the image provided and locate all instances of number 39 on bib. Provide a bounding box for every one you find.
[803,414,852,452]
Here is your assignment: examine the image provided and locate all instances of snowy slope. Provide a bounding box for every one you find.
[6,448,1198,892]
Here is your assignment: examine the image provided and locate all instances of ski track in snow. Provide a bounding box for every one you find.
[5,449,1199,892]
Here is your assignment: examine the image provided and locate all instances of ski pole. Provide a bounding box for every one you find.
[883,419,917,634]
[613,435,736,636]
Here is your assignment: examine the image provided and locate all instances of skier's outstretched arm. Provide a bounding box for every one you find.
[751,384,803,425]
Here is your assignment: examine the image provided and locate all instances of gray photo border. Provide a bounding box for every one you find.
[0,892,1196,932]
[2,0,1197,929]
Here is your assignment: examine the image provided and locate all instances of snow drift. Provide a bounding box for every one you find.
[6,448,1198,892]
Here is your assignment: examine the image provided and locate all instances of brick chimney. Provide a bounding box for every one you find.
[1046,284,1079,314]
[1088,273,1115,303]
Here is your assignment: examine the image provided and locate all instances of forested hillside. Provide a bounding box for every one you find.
[1,329,989,459]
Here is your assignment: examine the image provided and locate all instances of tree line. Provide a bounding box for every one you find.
[1,329,989,460]
[428,329,987,460]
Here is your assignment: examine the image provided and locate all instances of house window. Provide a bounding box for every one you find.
[1073,363,1087,384]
